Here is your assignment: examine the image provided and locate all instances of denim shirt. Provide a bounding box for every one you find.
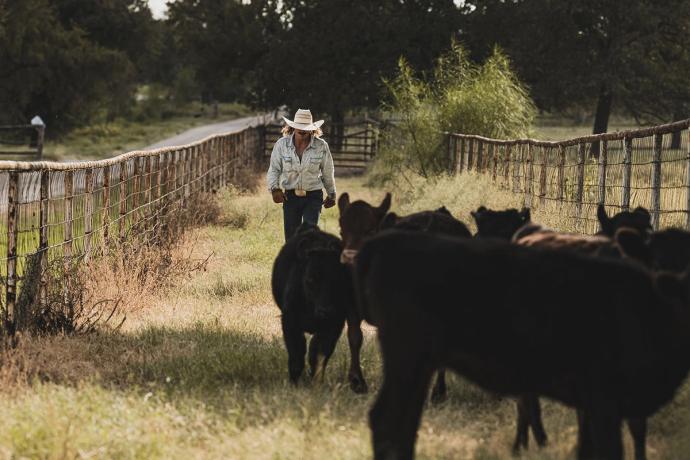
[266,134,336,197]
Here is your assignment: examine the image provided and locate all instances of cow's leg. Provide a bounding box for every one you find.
[430,369,447,404]
[626,417,647,460]
[281,314,306,384]
[576,409,594,460]
[310,322,345,382]
[513,396,531,455]
[308,334,321,378]
[370,345,434,460]
[579,400,623,460]
[526,394,548,448]
[346,312,367,393]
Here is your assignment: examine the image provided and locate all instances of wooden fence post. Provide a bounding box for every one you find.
[512,145,521,193]
[686,129,690,229]
[576,143,586,217]
[39,170,49,304]
[64,170,73,261]
[102,165,110,247]
[557,145,566,202]
[491,144,498,181]
[621,137,633,211]
[144,156,152,217]
[597,140,608,224]
[476,140,484,172]
[6,171,19,331]
[133,158,140,225]
[538,146,548,205]
[84,168,94,260]
[651,133,663,230]
[504,144,511,186]
[458,138,465,173]
[525,143,534,208]
[119,161,127,240]
[467,139,474,172]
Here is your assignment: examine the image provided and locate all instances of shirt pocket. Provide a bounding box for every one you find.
[281,155,294,171]
[308,155,323,173]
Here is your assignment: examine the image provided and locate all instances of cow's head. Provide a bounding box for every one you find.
[471,206,531,240]
[338,192,392,264]
[597,205,652,240]
[297,239,349,320]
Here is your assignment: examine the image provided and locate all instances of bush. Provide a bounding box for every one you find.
[373,42,536,181]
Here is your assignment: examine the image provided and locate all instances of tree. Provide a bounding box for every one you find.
[464,0,690,149]
[0,0,137,133]
[257,0,465,146]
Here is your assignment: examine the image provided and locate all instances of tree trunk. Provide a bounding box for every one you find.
[591,83,613,158]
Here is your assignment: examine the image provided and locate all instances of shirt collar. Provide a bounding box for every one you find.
[289,133,314,150]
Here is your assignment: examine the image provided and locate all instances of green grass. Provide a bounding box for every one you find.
[1,174,689,459]
[39,102,252,161]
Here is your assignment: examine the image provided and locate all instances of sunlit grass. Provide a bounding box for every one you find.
[0,173,688,459]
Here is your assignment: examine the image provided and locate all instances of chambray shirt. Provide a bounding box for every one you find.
[266,134,336,197]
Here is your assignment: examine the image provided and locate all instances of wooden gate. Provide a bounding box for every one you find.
[263,118,379,169]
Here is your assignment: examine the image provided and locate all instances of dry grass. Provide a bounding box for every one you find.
[0,173,687,459]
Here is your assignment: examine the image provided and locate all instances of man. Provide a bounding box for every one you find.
[267,109,337,241]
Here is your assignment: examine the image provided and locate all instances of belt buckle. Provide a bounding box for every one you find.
[295,189,306,197]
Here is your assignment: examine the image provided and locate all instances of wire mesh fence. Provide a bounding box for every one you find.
[0,126,265,328]
[449,119,690,234]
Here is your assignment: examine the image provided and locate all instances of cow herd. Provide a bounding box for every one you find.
[270,192,690,460]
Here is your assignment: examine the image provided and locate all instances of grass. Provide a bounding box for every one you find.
[0,173,688,459]
[38,102,253,161]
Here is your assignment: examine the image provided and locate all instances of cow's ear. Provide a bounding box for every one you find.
[615,228,651,266]
[436,206,452,216]
[338,193,350,214]
[380,212,398,230]
[520,207,531,222]
[633,206,652,222]
[471,206,486,222]
[597,204,611,233]
[377,193,392,217]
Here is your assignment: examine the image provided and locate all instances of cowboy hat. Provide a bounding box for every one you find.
[282,109,325,131]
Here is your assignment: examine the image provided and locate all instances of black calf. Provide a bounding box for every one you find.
[272,225,352,384]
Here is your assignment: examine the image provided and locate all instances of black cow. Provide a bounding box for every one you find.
[471,205,531,240]
[355,231,690,460]
[338,193,472,399]
[272,224,362,387]
[597,204,652,239]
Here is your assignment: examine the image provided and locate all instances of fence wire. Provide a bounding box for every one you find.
[0,127,265,323]
[450,119,690,234]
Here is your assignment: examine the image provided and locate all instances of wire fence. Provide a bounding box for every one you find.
[0,126,265,327]
[448,119,690,233]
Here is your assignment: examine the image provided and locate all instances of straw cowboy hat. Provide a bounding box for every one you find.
[282,109,324,131]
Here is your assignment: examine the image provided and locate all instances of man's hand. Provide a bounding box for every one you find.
[272,189,287,204]
[323,195,336,208]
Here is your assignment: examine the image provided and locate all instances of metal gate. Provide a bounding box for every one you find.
[263,118,379,169]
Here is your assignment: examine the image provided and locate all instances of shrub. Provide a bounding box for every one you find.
[373,42,536,181]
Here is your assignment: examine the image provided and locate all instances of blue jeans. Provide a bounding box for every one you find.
[283,190,323,241]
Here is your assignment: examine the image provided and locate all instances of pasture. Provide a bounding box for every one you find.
[0,173,689,459]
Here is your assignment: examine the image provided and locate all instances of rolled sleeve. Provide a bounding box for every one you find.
[321,144,336,198]
[266,142,283,192]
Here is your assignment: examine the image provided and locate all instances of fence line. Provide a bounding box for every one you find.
[448,119,690,233]
[0,125,266,329]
